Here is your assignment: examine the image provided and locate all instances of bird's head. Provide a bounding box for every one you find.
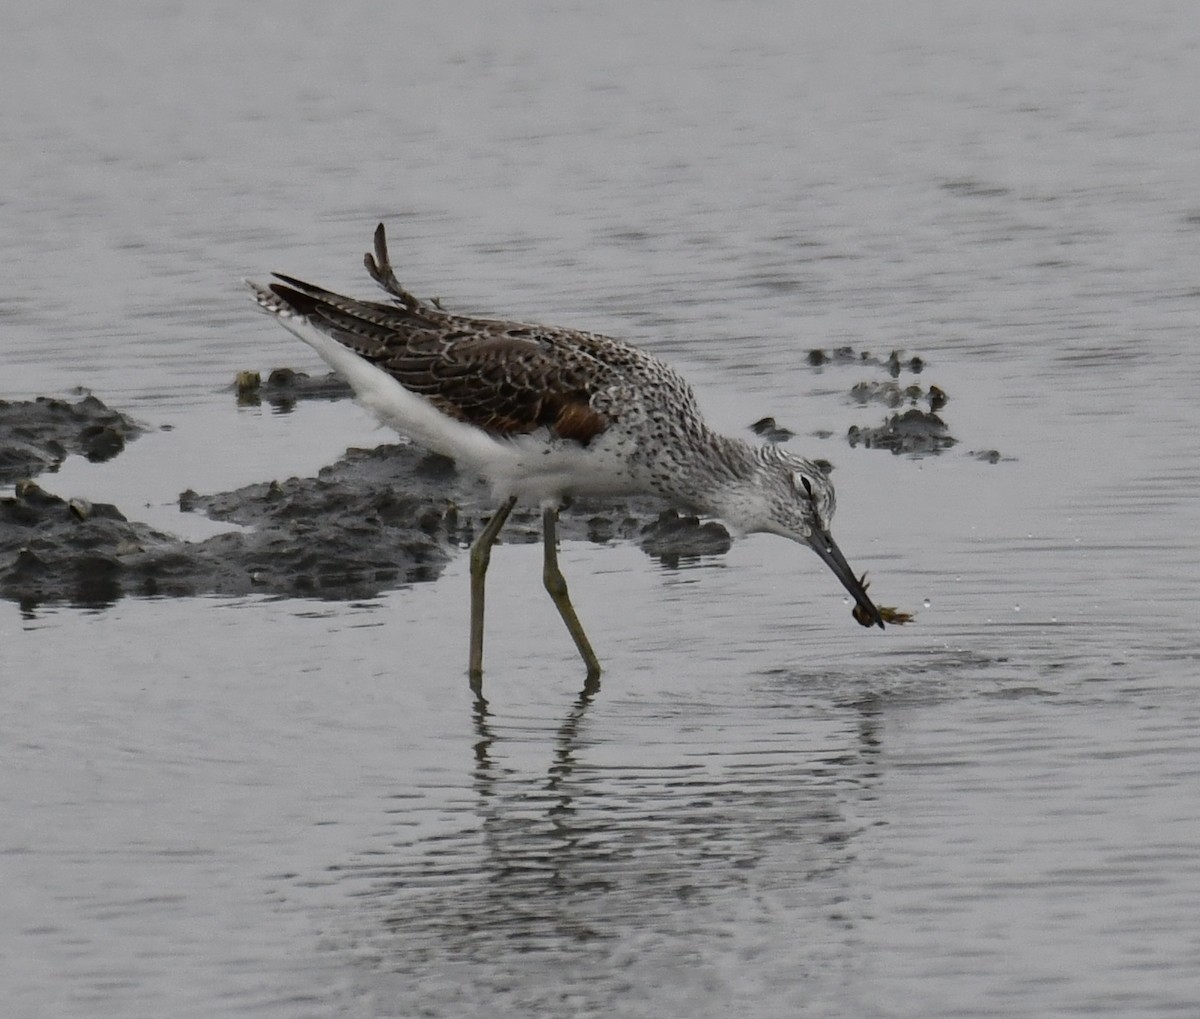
[755,446,885,629]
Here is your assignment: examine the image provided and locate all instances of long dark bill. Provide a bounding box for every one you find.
[810,531,885,629]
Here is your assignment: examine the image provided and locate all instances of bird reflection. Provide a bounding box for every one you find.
[470,673,600,797]
[466,674,609,928]
[336,671,887,980]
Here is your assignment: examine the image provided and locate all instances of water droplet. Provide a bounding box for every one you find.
[922,598,931,609]
[1013,604,1020,612]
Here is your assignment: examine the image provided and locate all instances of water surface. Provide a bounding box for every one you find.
[3,3,1199,1016]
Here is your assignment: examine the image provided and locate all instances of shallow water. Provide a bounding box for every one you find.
[3,3,1200,1017]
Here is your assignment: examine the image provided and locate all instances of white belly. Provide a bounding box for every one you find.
[489,430,645,505]
[274,309,644,507]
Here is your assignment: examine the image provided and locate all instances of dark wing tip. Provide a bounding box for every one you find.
[265,275,329,318]
[270,272,317,291]
[367,223,388,273]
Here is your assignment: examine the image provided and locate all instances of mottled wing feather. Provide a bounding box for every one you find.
[267,276,613,443]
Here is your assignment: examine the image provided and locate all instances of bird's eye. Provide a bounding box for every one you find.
[798,474,814,497]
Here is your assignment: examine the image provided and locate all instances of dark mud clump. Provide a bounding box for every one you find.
[1,480,201,609]
[755,347,957,456]
[848,379,948,413]
[639,509,733,565]
[233,367,353,410]
[748,355,960,456]
[760,346,1005,459]
[1,452,460,609]
[749,416,795,443]
[848,408,957,455]
[806,347,925,377]
[0,393,145,483]
[2,432,731,609]
[967,448,1014,464]
[835,349,958,455]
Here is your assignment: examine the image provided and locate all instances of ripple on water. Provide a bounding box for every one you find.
[313,683,885,1014]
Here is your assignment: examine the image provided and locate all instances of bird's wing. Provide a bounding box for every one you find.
[264,274,618,443]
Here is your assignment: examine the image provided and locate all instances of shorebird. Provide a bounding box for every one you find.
[247,224,885,683]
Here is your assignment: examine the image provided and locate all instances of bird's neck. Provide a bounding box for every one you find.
[658,429,764,522]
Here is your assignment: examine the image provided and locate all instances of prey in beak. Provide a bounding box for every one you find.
[809,530,886,629]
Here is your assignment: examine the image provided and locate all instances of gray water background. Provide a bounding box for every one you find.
[3,3,1199,1016]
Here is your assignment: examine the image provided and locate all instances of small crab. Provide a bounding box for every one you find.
[851,573,915,627]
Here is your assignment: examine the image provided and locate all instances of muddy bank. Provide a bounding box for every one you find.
[1,430,720,609]
[0,393,145,483]
[2,350,994,608]
[232,366,353,410]
[793,346,983,458]
[848,408,957,455]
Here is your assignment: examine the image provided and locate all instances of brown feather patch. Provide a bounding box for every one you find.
[263,272,633,446]
[551,400,610,443]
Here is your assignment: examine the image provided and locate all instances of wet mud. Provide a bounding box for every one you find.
[1,352,991,608]
[0,393,145,483]
[1,393,710,609]
[771,347,1003,459]
[847,407,957,455]
[233,366,354,410]
[836,354,958,455]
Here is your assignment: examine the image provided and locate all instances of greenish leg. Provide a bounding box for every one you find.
[468,496,517,684]
[542,505,602,681]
